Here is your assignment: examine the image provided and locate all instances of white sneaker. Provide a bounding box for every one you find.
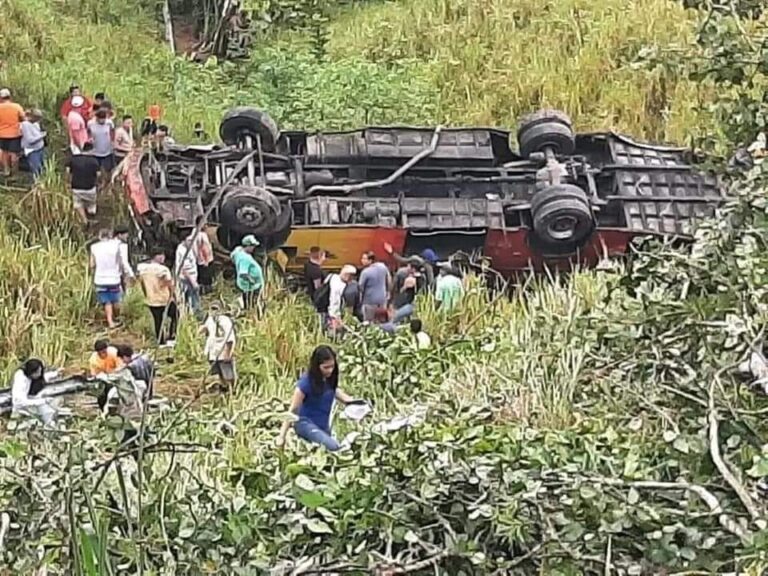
[162,340,176,349]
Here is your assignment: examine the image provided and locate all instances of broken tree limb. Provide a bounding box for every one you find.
[589,477,748,540]
[708,378,762,523]
[0,512,9,552]
[162,0,176,54]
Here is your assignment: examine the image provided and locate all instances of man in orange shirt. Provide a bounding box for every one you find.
[0,88,25,177]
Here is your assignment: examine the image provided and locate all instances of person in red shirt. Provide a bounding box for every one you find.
[60,85,93,123]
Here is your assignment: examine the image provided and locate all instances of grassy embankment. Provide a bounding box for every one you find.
[0,0,710,381]
[2,0,767,573]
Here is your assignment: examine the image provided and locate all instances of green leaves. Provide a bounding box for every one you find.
[305,518,333,534]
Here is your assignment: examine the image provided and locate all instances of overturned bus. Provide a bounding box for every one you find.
[121,107,725,277]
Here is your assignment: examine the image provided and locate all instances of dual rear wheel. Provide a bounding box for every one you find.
[516,109,594,253]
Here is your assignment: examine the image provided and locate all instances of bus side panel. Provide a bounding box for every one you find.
[284,227,408,273]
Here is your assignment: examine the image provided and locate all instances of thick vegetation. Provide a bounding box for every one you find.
[0,0,767,574]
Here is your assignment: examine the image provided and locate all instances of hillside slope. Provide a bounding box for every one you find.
[2,0,709,142]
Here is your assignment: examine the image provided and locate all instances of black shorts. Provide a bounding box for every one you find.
[0,137,21,154]
[95,154,115,171]
[209,360,236,381]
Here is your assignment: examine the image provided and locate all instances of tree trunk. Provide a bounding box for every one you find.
[162,0,176,54]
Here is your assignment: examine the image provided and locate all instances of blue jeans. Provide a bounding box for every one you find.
[27,148,45,178]
[181,278,202,318]
[393,303,414,324]
[294,418,340,451]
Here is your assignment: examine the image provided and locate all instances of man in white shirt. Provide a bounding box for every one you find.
[90,228,129,328]
[114,114,134,165]
[113,225,135,286]
[327,264,357,333]
[199,303,236,391]
[175,234,201,318]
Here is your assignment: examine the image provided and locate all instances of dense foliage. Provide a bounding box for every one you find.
[641,1,768,152]
[3,167,768,573]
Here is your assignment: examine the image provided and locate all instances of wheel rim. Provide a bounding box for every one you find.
[235,204,266,228]
[547,215,578,241]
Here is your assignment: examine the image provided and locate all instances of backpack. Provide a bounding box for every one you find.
[313,275,333,313]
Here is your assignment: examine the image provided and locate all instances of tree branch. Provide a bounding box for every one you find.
[708,377,762,523]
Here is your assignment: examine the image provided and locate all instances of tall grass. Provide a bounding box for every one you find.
[1,0,715,145]
[329,0,709,144]
[0,219,92,382]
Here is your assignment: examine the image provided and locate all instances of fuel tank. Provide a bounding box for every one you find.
[304,127,516,167]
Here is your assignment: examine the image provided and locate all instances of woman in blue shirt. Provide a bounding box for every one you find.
[276,345,354,451]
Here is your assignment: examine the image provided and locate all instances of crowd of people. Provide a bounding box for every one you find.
[267,243,464,451]
[304,243,464,338]
[5,82,467,453]
[0,84,179,228]
[12,228,463,448]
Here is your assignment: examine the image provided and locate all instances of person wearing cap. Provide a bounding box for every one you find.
[60,85,93,123]
[67,95,89,154]
[0,88,25,177]
[384,242,436,291]
[435,262,464,312]
[20,108,46,179]
[199,302,237,391]
[230,235,264,311]
[175,233,202,319]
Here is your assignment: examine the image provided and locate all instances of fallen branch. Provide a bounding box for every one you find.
[709,378,762,523]
[375,550,453,575]
[591,477,747,540]
[0,512,9,552]
[506,541,545,569]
